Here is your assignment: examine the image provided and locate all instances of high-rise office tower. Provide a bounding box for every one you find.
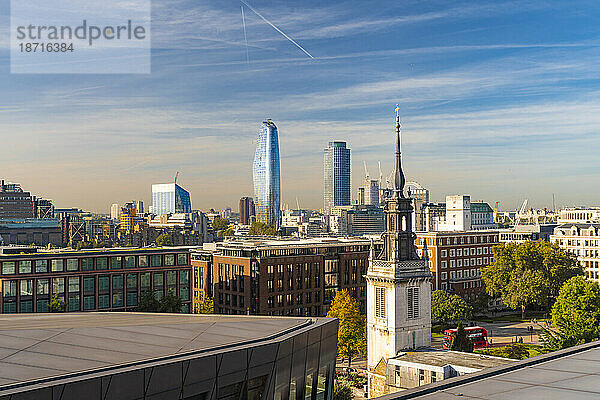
[110,203,120,220]
[239,197,256,225]
[152,183,192,216]
[323,141,351,214]
[253,119,281,229]
[364,179,380,206]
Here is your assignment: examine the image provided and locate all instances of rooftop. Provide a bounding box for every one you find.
[0,245,199,257]
[391,349,512,370]
[199,237,372,251]
[377,340,600,400]
[0,313,322,394]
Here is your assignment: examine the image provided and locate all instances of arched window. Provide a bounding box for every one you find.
[402,216,407,231]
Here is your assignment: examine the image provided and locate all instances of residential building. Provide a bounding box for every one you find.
[191,237,376,317]
[239,196,256,225]
[414,231,499,299]
[323,141,351,214]
[0,313,338,400]
[151,183,192,216]
[253,119,281,229]
[551,223,600,283]
[367,110,432,399]
[0,246,194,314]
[110,203,120,220]
[0,180,34,220]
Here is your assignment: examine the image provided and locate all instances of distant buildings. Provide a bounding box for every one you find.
[0,180,35,219]
[431,195,496,232]
[253,119,281,229]
[499,224,557,243]
[281,209,327,237]
[239,197,255,225]
[557,207,600,224]
[323,141,351,214]
[152,183,192,216]
[110,203,120,220]
[363,179,380,206]
[552,215,600,283]
[329,205,384,236]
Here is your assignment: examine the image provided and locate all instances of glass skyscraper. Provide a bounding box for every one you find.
[253,119,281,229]
[151,183,192,215]
[323,141,351,214]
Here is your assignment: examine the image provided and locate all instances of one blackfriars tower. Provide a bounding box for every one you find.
[253,119,281,230]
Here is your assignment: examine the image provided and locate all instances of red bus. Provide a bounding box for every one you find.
[443,326,488,349]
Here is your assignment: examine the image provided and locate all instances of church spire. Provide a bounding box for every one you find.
[393,104,406,198]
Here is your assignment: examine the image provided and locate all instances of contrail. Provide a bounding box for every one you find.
[241,5,250,64]
[240,0,314,59]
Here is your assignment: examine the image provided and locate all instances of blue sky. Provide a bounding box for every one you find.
[1,0,599,212]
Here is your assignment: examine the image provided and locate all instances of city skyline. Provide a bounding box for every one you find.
[1,0,599,212]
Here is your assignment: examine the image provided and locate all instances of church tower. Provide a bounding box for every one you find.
[366,106,432,372]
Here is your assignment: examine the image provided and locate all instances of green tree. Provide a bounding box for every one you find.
[431,290,472,324]
[476,343,532,360]
[156,233,174,247]
[469,291,491,315]
[137,290,160,312]
[159,290,183,313]
[333,383,353,400]
[327,290,366,368]
[541,276,600,350]
[248,221,277,236]
[482,241,582,318]
[450,322,474,353]
[48,293,65,313]
[211,217,230,231]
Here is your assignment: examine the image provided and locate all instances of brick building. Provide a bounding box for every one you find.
[414,231,499,299]
[191,238,378,316]
[0,246,194,314]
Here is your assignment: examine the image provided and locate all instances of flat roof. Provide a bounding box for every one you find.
[0,313,321,393]
[377,341,600,400]
[0,246,199,257]
[391,349,512,369]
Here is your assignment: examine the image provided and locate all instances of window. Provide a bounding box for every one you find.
[177,253,187,266]
[124,256,136,268]
[51,259,64,272]
[98,294,110,309]
[152,255,162,267]
[18,261,32,274]
[96,257,108,270]
[127,273,138,290]
[408,287,420,319]
[112,291,123,307]
[127,291,138,306]
[375,287,386,318]
[165,254,175,266]
[138,255,148,267]
[20,280,34,296]
[52,278,65,294]
[153,272,164,287]
[441,250,447,258]
[35,260,48,273]
[2,280,17,297]
[166,270,177,286]
[66,259,78,271]
[83,296,95,310]
[99,276,110,292]
[68,277,80,293]
[81,258,94,271]
[141,272,151,289]
[180,270,189,285]
[83,277,95,293]
[110,257,122,269]
[37,279,49,295]
[112,275,124,290]
[441,272,447,280]
[2,261,16,275]
[441,261,447,269]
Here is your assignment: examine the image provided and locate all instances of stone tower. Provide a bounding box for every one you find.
[366,106,432,372]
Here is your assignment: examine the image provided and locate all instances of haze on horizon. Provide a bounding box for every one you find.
[1,0,599,213]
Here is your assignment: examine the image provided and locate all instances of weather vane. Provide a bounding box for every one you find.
[395,104,400,118]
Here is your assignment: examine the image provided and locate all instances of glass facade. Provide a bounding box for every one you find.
[151,183,192,215]
[253,119,281,229]
[323,141,351,214]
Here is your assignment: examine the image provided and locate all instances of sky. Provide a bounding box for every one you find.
[0,0,599,213]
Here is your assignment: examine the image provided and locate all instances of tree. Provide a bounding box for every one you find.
[482,241,582,318]
[476,343,531,360]
[469,291,491,315]
[211,217,230,231]
[49,294,65,312]
[248,221,277,236]
[431,290,472,324]
[326,290,366,368]
[541,276,600,350]
[333,383,353,400]
[136,290,182,313]
[196,294,214,314]
[156,233,174,247]
[450,322,474,352]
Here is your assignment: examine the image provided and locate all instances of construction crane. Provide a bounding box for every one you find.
[174,171,179,184]
[363,161,370,181]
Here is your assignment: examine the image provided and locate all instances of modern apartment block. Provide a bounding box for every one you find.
[323,141,351,214]
[0,246,194,314]
[191,238,376,317]
[151,183,192,215]
[414,231,499,299]
[551,223,600,283]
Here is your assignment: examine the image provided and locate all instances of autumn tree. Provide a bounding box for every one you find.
[326,290,366,368]
[541,276,600,350]
[155,233,174,247]
[333,383,353,400]
[431,290,472,324]
[197,293,214,314]
[49,293,65,313]
[482,241,582,318]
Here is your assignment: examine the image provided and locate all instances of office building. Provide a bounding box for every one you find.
[499,224,557,243]
[134,200,144,214]
[239,197,256,225]
[152,183,192,216]
[0,219,62,246]
[323,141,351,215]
[366,110,432,398]
[364,179,380,206]
[470,201,496,229]
[253,119,281,229]
[0,246,194,314]
[191,237,376,316]
[0,180,34,220]
[551,223,600,283]
[0,313,338,400]
[414,231,499,299]
[329,205,384,236]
